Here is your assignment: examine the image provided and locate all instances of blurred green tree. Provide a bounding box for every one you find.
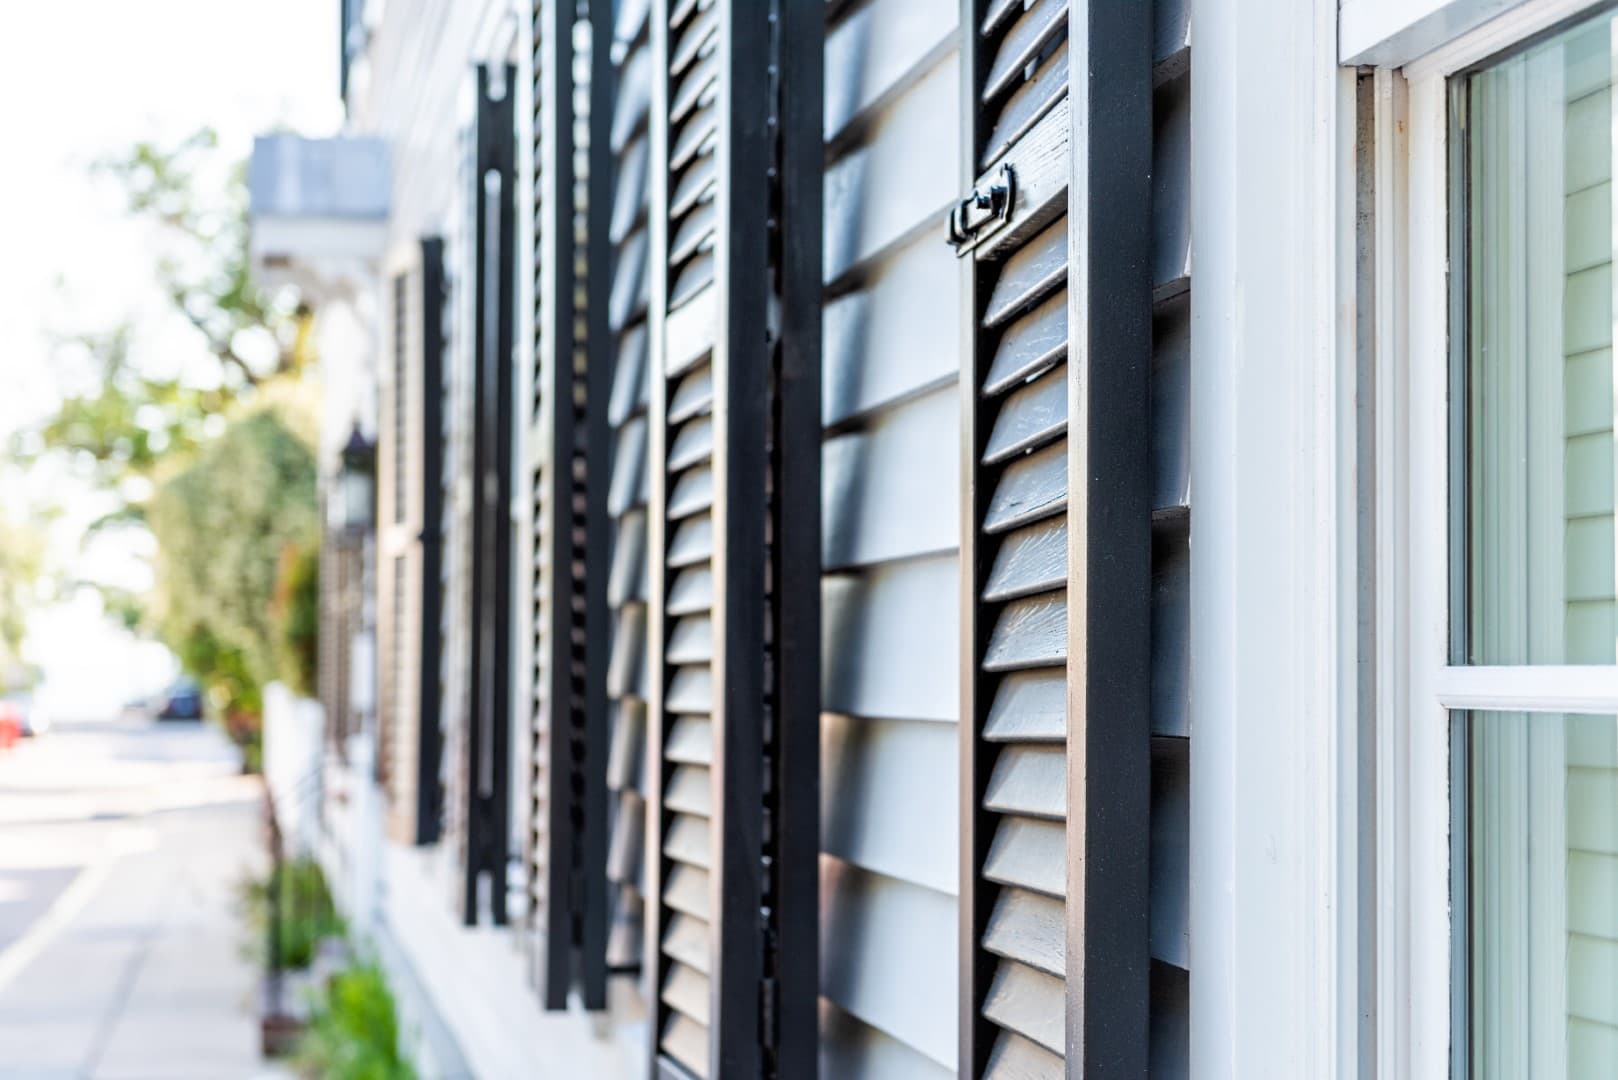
[146,409,317,755]
[15,129,321,752]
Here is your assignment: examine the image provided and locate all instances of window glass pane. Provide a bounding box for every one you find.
[1459,711,1618,1079]
[1455,11,1618,664]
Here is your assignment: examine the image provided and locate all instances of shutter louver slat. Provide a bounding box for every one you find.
[606,602,647,699]
[670,102,718,170]
[669,53,719,124]
[983,886,1065,976]
[666,665,713,714]
[983,1030,1064,1080]
[666,285,718,377]
[982,961,1065,1055]
[983,592,1067,672]
[663,912,710,973]
[609,325,649,426]
[662,962,713,1024]
[982,364,1067,466]
[982,220,1066,328]
[982,670,1064,742]
[982,42,1069,170]
[667,566,714,615]
[660,1012,712,1078]
[665,813,711,868]
[983,439,1066,534]
[608,509,649,607]
[668,516,714,567]
[982,517,1066,604]
[669,364,714,421]
[981,0,1068,105]
[668,464,714,519]
[611,48,651,152]
[669,4,718,74]
[665,715,713,763]
[665,763,712,816]
[666,615,714,664]
[670,250,716,306]
[610,136,651,243]
[673,417,718,472]
[983,816,1066,898]
[664,864,711,919]
[608,787,645,882]
[982,288,1067,398]
[982,745,1066,821]
[607,699,645,795]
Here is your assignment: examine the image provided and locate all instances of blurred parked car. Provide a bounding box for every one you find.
[156,679,204,721]
[0,701,19,748]
[2,692,49,738]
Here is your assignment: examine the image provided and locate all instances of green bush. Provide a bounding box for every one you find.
[243,855,344,971]
[273,539,320,698]
[293,964,416,1080]
[147,406,317,750]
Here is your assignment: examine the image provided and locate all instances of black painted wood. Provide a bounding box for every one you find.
[646,2,821,1074]
[415,236,446,847]
[961,1,1154,1075]
[464,63,517,929]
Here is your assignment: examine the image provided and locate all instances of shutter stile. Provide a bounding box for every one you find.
[452,64,517,928]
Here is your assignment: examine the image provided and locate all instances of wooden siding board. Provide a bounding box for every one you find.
[820,856,958,1069]
[823,53,961,285]
[824,0,959,144]
[822,554,959,723]
[822,712,959,894]
[818,1000,956,1080]
[823,386,961,569]
[823,232,959,427]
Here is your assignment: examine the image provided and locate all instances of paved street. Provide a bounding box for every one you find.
[0,713,281,1079]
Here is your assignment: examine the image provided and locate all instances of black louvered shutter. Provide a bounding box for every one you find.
[457,64,517,927]
[528,0,612,1009]
[958,2,1157,1075]
[643,1,821,1075]
[417,237,447,847]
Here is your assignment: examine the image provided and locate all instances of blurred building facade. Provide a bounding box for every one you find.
[250,0,1618,1077]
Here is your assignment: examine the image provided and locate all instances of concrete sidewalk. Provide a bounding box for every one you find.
[0,719,288,1080]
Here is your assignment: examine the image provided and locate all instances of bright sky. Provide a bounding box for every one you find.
[0,0,341,716]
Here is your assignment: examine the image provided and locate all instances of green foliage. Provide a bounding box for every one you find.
[273,540,320,699]
[31,326,230,489]
[147,408,316,741]
[242,856,343,971]
[97,129,313,388]
[293,964,416,1080]
[12,130,321,716]
[0,518,45,690]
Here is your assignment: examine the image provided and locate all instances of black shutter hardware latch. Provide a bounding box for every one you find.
[947,162,1016,256]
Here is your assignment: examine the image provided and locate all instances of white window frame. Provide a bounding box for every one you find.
[1384,3,1618,1076]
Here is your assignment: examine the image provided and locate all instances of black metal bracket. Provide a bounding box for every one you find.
[947,162,1015,256]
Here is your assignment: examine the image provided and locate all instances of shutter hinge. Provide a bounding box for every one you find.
[946,162,1016,257]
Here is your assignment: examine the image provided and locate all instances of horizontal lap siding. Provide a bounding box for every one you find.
[822,0,962,1073]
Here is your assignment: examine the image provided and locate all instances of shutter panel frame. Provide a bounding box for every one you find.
[644,2,822,1074]
[958,1,1155,1075]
